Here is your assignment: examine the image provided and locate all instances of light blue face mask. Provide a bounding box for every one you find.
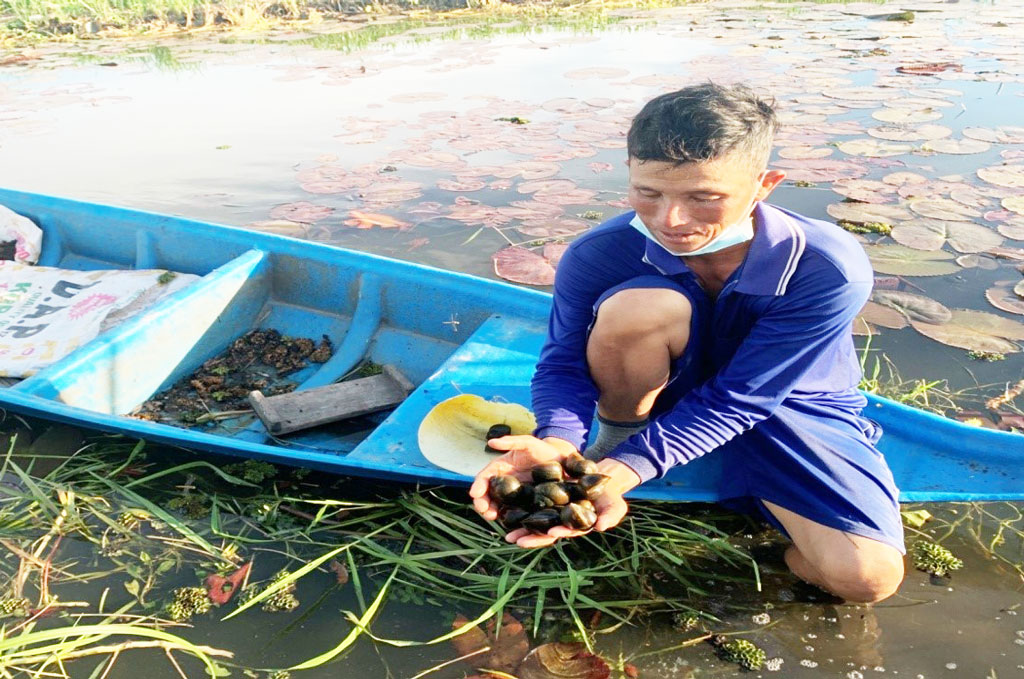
[629,208,756,257]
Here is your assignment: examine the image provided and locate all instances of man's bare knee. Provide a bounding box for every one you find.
[809,547,904,603]
[589,288,691,350]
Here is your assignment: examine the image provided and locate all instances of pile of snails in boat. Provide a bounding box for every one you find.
[488,453,609,533]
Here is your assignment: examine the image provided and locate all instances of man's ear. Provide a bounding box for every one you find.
[756,169,787,201]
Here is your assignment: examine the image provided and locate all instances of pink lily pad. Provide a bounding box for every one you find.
[269,202,335,223]
[492,247,556,286]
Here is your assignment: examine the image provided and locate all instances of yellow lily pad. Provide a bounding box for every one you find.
[417,394,536,477]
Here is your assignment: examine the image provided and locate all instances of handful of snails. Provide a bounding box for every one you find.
[487,451,609,533]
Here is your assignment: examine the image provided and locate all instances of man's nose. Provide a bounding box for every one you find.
[663,203,690,228]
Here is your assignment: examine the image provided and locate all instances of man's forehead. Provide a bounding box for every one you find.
[627,155,763,185]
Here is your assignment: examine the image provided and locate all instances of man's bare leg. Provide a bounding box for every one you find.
[762,500,904,604]
[586,287,691,422]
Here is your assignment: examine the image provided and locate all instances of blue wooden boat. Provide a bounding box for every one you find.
[0,187,1019,502]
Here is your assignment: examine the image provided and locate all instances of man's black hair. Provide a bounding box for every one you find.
[627,83,779,170]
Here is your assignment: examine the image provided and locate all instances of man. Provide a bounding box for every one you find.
[470,83,905,604]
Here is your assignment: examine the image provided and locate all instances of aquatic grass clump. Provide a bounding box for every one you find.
[912,540,964,577]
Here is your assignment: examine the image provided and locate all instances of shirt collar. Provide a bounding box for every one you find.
[639,202,806,296]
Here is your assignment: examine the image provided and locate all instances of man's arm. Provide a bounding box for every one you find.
[530,246,603,451]
[607,269,871,482]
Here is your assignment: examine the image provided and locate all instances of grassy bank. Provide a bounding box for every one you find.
[0,0,673,47]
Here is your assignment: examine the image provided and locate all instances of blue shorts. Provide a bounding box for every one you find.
[592,276,905,554]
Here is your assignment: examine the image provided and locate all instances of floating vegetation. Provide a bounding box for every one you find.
[168,586,213,622]
[711,635,767,671]
[912,540,964,577]
[258,570,301,613]
[0,597,31,618]
[837,219,892,235]
[496,116,530,125]
[224,459,278,484]
[968,350,1006,362]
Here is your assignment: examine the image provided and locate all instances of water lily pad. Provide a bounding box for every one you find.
[949,187,994,209]
[908,199,982,221]
[949,309,1024,339]
[911,316,1020,354]
[436,178,486,192]
[774,159,869,182]
[865,244,959,276]
[516,218,590,238]
[858,300,909,329]
[964,127,1024,144]
[518,179,576,195]
[883,171,928,186]
[922,138,991,154]
[871,289,951,323]
[838,139,913,157]
[517,643,611,679]
[892,220,1001,253]
[978,165,1024,189]
[406,151,466,169]
[997,218,1024,240]
[830,179,896,203]
[269,201,335,223]
[956,254,999,270]
[872,108,944,123]
[985,284,1024,315]
[867,124,951,142]
[343,210,410,230]
[492,247,556,285]
[824,87,901,101]
[777,146,834,159]
[1004,196,1024,215]
[360,181,424,205]
[492,161,562,180]
[883,97,954,110]
[827,203,913,224]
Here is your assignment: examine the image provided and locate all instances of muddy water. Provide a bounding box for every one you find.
[2,0,1024,676]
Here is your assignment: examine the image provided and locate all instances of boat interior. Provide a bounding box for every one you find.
[0,190,551,478]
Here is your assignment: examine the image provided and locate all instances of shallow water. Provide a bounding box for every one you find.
[3,0,1024,676]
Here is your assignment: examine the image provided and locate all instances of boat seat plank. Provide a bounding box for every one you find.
[250,365,412,435]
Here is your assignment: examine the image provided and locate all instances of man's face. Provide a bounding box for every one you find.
[627,153,785,254]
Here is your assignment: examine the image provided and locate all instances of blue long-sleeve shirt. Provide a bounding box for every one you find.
[531,202,873,483]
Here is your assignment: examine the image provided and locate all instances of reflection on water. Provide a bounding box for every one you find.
[2,1,1024,676]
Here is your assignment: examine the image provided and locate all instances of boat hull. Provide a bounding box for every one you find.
[0,188,1019,502]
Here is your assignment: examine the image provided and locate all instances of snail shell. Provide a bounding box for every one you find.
[522,509,561,533]
[488,475,523,505]
[484,423,512,453]
[560,502,597,530]
[563,453,598,478]
[534,481,571,508]
[531,462,564,484]
[563,481,587,504]
[578,473,609,501]
[499,506,530,530]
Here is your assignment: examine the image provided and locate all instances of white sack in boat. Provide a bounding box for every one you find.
[0,205,43,264]
[418,394,536,476]
[0,263,197,377]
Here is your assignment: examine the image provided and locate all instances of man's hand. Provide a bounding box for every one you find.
[469,435,642,548]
